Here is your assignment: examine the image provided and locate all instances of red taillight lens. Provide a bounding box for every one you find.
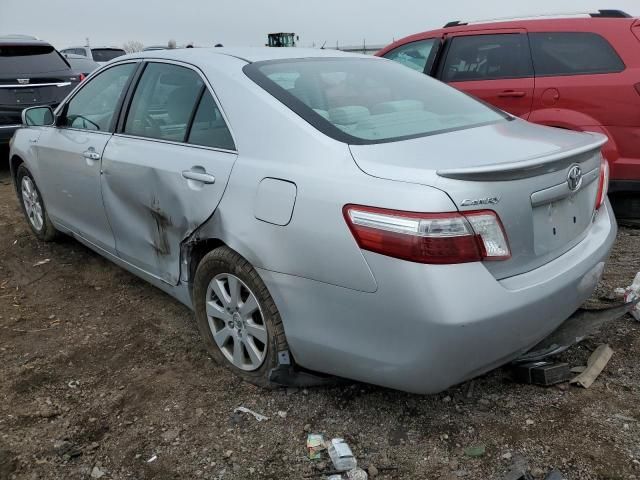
[595,156,610,210]
[343,205,510,264]
[79,73,86,82]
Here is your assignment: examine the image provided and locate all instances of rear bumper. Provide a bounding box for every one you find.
[258,200,617,394]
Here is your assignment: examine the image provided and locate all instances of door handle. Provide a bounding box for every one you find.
[498,90,526,98]
[82,149,101,161]
[182,170,216,184]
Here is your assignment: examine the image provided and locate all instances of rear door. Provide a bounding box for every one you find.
[437,30,535,119]
[527,31,633,176]
[101,61,237,285]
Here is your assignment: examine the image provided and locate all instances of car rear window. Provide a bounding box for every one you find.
[530,32,624,76]
[91,48,126,62]
[0,44,69,74]
[245,58,507,145]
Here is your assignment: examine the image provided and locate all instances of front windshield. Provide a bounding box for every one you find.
[245,57,508,145]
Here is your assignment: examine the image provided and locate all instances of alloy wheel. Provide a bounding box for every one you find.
[21,176,43,231]
[205,273,268,371]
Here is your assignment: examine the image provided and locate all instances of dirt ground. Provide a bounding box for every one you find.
[1,156,640,480]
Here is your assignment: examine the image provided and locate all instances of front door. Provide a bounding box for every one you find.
[36,62,137,251]
[101,61,237,284]
[438,30,535,119]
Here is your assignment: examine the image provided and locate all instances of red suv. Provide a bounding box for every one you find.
[377,10,640,212]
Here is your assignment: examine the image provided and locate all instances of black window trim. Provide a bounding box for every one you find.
[53,60,142,135]
[244,57,511,146]
[115,58,238,153]
[529,31,626,78]
[437,32,535,83]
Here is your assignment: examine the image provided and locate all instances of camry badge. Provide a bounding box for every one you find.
[460,196,501,207]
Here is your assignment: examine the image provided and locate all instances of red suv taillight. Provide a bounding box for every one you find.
[343,205,511,264]
[595,156,610,210]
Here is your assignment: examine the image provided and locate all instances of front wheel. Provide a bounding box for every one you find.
[193,246,288,388]
[16,164,58,241]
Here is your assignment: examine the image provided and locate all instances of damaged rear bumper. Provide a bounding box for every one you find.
[258,200,617,394]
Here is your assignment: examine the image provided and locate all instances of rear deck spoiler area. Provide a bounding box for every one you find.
[436,134,607,181]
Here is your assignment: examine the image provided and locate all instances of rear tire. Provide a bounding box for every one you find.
[193,246,288,388]
[16,165,58,241]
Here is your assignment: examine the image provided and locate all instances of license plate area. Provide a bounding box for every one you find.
[14,89,40,105]
[532,181,597,256]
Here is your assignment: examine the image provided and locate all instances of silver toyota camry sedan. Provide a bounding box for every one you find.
[9,48,615,394]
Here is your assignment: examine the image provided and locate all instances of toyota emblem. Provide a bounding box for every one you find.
[567,165,583,192]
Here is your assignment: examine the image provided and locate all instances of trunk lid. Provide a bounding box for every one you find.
[349,119,607,279]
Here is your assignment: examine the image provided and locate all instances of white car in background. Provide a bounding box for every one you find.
[59,46,126,65]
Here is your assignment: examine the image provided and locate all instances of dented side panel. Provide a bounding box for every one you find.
[100,135,237,285]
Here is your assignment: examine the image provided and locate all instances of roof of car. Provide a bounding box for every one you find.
[63,45,125,50]
[0,36,51,46]
[125,47,371,64]
[376,15,637,57]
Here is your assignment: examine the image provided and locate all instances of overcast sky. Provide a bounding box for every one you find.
[2,0,640,50]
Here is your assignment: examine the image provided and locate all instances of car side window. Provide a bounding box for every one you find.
[124,63,203,143]
[62,63,135,131]
[383,39,438,73]
[442,34,533,82]
[529,32,624,76]
[187,90,235,150]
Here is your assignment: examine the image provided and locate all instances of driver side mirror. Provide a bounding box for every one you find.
[22,106,55,127]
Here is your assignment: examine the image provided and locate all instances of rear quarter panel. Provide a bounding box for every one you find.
[193,57,458,293]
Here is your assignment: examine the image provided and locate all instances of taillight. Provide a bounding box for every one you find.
[595,156,610,210]
[343,205,510,264]
[79,73,86,82]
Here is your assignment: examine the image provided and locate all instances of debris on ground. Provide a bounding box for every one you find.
[32,258,50,267]
[570,344,614,388]
[464,444,486,458]
[146,454,157,463]
[233,406,269,422]
[90,466,106,478]
[622,272,640,320]
[503,467,533,480]
[327,438,357,471]
[512,361,571,386]
[516,301,636,362]
[544,469,566,479]
[346,467,368,479]
[306,433,325,459]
